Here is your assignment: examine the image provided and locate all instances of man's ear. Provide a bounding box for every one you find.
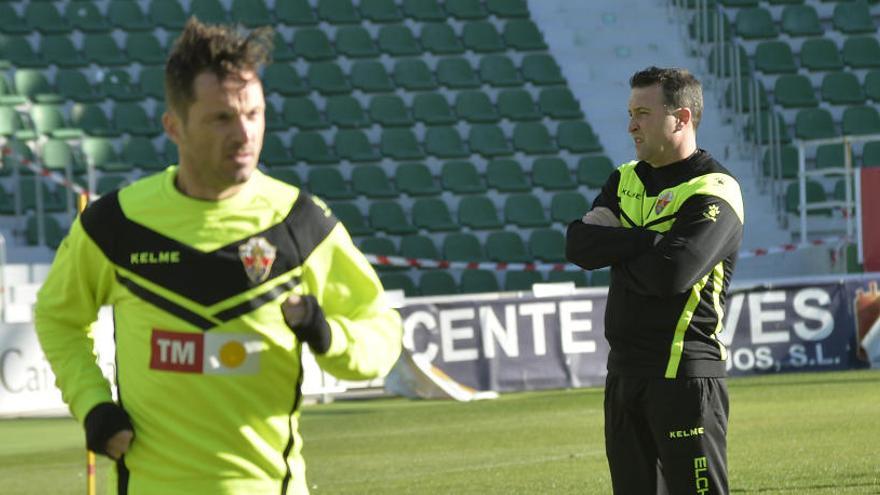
[163,110,182,146]
[674,107,693,131]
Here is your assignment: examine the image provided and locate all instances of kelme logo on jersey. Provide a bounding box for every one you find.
[149,329,264,374]
[239,237,277,283]
[655,191,674,215]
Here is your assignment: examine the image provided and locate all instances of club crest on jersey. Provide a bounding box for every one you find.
[239,237,277,283]
[655,191,674,215]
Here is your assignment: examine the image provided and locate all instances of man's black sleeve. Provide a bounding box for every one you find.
[565,170,658,270]
[614,195,743,297]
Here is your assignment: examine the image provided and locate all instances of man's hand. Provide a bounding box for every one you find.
[84,402,134,460]
[282,295,332,354]
[105,430,134,460]
[582,207,621,227]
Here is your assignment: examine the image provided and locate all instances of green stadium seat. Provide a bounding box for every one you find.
[317,0,361,24]
[403,0,446,21]
[577,155,615,188]
[795,108,838,140]
[368,95,413,127]
[0,5,32,36]
[308,168,355,200]
[101,69,142,102]
[590,269,611,287]
[460,270,499,294]
[396,163,440,196]
[359,0,403,23]
[329,201,373,235]
[122,136,163,170]
[352,165,397,198]
[108,2,151,32]
[393,59,437,90]
[277,0,318,26]
[539,88,584,120]
[815,144,845,170]
[265,168,298,187]
[189,0,228,24]
[761,145,797,179]
[725,77,768,112]
[800,38,844,72]
[149,0,187,30]
[865,71,880,102]
[863,141,880,167]
[533,158,576,190]
[308,62,351,95]
[260,134,294,167]
[505,193,549,227]
[379,273,418,296]
[126,33,166,66]
[735,7,778,39]
[720,0,758,6]
[41,138,82,175]
[30,104,82,139]
[370,201,417,234]
[139,67,165,99]
[505,271,544,292]
[327,95,369,128]
[487,159,529,191]
[785,180,830,215]
[522,54,565,85]
[442,161,486,194]
[421,23,465,55]
[419,271,458,296]
[292,132,336,164]
[113,102,160,136]
[0,75,26,106]
[774,75,818,108]
[498,89,541,121]
[67,2,111,33]
[821,72,866,105]
[486,231,530,263]
[400,234,440,260]
[359,236,397,271]
[469,125,512,157]
[413,198,457,231]
[547,271,588,287]
[443,232,486,261]
[833,1,876,34]
[529,229,566,263]
[282,97,326,130]
[688,11,732,42]
[230,0,272,27]
[71,103,116,137]
[425,126,469,158]
[513,122,557,155]
[488,0,529,18]
[19,177,65,213]
[706,44,750,78]
[14,69,60,103]
[163,140,179,167]
[462,22,505,53]
[437,58,481,89]
[293,28,335,61]
[843,37,880,68]
[381,128,424,160]
[25,3,70,35]
[458,195,502,229]
[843,106,880,135]
[336,27,380,59]
[832,179,855,203]
[1,35,45,68]
[265,102,284,132]
[558,121,602,153]
[97,175,129,195]
[26,214,67,249]
[351,61,395,93]
[551,191,589,224]
[272,33,296,63]
[413,93,455,125]
[754,41,797,73]
[263,64,309,97]
[335,130,379,162]
[379,25,421,56]
[503,20,547,51]
[0,107,28,139]
[749,110,791,144]
[455,91,499,123]
[479,55,523,87]
[446,0,488,20]
[781,5,823,36]
[42,35,89,68]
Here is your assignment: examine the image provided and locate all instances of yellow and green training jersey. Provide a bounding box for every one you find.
[34,167,403,495]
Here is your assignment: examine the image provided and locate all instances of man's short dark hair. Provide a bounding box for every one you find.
[630,66,703,130]
[165,17,273,120]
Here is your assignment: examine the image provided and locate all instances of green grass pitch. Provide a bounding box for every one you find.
[2,370,878,494]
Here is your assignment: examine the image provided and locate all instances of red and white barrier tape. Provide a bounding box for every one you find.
[1,144,96,199]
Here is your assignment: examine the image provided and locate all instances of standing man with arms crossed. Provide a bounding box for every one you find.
[34,19,402,495]
[566,67,743,494]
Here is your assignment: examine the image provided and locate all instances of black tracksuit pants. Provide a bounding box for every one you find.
[604,374,729,495]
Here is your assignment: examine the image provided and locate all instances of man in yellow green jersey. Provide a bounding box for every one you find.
[34,19,402,495]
